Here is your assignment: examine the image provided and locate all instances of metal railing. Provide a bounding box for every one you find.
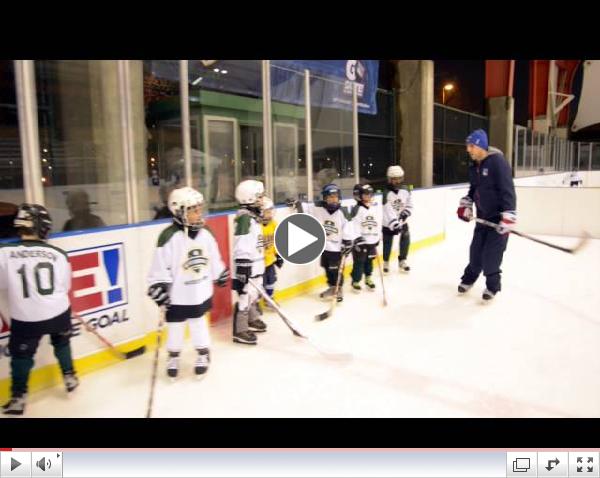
[513,125,600,177]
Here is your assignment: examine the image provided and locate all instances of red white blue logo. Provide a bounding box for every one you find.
[68,243,128,316]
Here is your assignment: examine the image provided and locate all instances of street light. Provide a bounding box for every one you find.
[442,83,455,105]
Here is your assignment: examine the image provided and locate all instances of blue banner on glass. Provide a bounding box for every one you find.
[271,60,379,115]
[148,60,379,115]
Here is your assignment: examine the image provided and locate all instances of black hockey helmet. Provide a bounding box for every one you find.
[353,183,374,201]
[14,203,53,240]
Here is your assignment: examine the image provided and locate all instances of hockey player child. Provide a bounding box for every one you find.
[147,187,230,379]
[288,184,354,303]
[232,179,268,345]
[349,184,382,292]
[1,204,78,415]
[382,165,414,273]
[261,197,283,310]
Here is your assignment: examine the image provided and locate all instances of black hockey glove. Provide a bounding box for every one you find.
[275,255,284,269]
[215,267,230,288]
[341,239,353,256]
[235,264,252,285]
[286,198,300,210]
[399,209,411,222]
[389,218,402,232]
[353,236,367,252]
[148,282,171,307]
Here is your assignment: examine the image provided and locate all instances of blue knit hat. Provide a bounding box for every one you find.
[466,129,488,150]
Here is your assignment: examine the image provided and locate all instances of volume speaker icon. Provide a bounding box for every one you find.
[36,457,51,471]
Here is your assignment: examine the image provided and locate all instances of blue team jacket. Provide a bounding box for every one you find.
[467,149,517,221]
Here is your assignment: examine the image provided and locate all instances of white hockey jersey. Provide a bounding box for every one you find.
[349,202,382,245]
[299,202,354,252]
[147,225,226,306]
[382,186,414,230]
[233,210,265,277]
[0,240,71,322]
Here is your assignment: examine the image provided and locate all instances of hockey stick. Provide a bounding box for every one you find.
[474,218,590,254]
[315,252,348,321]
[146,306,166,419]
[375,254,388,306]
[247,279,353,361]
[73,313,145,360]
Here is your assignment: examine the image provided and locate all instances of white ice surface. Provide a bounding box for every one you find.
[10,220,600,418]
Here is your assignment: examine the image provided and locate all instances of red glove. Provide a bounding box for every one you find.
[498,211,516,235]
[457,196,473,222]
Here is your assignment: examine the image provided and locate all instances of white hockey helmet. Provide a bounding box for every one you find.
[387,165,404,179]
[168,186,205,230]
[235,179,264,206]
[261,196,274,211]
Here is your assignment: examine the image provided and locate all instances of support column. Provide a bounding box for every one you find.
[393,60,434,188]
[487,96,514,164]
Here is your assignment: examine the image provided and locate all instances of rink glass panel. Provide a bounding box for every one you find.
[187,60,264,213]
[0,61,24,239]
[270,65,307,205]
[35,60,127,231]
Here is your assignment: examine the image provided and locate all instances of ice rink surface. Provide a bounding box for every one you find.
[9,220,600,418]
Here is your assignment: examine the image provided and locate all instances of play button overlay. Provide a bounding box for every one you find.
[275,213,326,265]
[0,452,31,477]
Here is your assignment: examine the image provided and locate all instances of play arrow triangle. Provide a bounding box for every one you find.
[287,221,318,257]
[11,458,21,471]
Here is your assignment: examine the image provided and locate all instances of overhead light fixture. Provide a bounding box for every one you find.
[221,70,228,74]
[214,68,220,73]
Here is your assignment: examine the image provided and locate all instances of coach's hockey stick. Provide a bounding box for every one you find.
[474,218,590,254]
[73,313,146,360]
[248,279,352,361]
[146,306,166,418]
[315,253,348,321]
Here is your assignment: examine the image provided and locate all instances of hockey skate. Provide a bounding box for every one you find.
[458,282,473,294]
[2,394,26,416]
[63,371,79,393]
[167,353,179,380]
[351,281,362,293]
[249,304,267,332]
[319,286,336,300]
[482,289,496,302]
[383,261,390,274]
[336,287,344,303]
[248,317,267,333]
[195,349,210,376]
[365,276,376,291]
[233,330,257,345]
[398,260,410,272]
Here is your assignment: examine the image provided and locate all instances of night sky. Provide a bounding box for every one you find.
[433,60,530,126]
